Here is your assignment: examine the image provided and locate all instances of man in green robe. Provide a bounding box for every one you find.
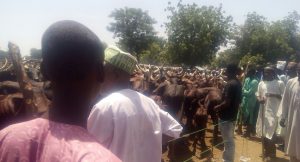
[240,68,259,137]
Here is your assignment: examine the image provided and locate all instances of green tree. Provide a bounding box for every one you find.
[108,7,157,61]
[165,2,233,66]
[240,54,265,68]
[265,11,300,62]
[211,48,240,68]
[235,11,300,64]
[235,12,269,59]
[140,37,167,65]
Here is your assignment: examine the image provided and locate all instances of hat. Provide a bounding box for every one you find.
[104,46,137,74]
[277,61,287,71]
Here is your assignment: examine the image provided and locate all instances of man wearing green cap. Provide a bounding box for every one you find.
[87,46,183,162]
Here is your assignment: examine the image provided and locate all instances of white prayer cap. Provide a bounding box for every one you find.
[277,61,287,71]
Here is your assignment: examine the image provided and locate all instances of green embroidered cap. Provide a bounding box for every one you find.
[104,46,138,74]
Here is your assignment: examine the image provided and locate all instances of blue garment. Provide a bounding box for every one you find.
[219,120,236,162]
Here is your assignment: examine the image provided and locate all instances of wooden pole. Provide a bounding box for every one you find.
[261,103,265,161]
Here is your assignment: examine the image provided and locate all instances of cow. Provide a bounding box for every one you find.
[204,87,222,141]
[0,43,50,130]
[0,93,26,129]
[153,77,185,119]
[131,65,227,160]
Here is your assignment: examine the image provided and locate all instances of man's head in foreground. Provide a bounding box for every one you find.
[41,20,104,126]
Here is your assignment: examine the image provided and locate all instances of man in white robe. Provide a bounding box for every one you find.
[87,46,183,162]
[256,67,285,159]
[278,63,300,162]
[276,62,298,144]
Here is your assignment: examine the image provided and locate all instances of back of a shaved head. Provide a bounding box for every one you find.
[41,20,104,82]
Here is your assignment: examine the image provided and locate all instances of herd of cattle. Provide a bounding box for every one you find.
[131,64,230,157]
[0,45,233,160]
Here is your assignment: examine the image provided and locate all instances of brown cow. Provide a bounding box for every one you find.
[0,43,50,129]
[192,103,209,157]
[204,87,222,140]
[0,93,25,129]
[153,77,185,119]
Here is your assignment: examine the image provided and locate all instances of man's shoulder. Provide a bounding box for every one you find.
[95,89,156,108]
[96,90,131,104]
[288,77,298,84]
[0,118,47,136]
[250,78,259,83]
[0,118,48,149]
[105,89,154,102]
[277,79,284,84]
[227,79,241,87]
[258,80,265,86]
[286,77,298,87]
[0,119,121,162]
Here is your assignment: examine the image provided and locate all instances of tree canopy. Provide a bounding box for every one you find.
[165,2,233,66]
[106,3,300,68]
[214,11,300,68]
[108,7,157,61]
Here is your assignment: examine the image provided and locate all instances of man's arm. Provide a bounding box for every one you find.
[159,108,183,139]
[278,81,291,127]
[256,82,266,104]
[214,96,231,112]
[214,83,233,112]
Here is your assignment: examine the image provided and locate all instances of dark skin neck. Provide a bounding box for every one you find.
[113,81,130,91]
[227,74,236,80]
[46,95,91,128]
[104,78,131,96]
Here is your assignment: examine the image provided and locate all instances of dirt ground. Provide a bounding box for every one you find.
[162,122,290,162]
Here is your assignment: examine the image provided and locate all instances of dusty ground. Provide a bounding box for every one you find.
[162,122,290,162]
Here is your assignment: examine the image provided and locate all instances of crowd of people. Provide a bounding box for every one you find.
[0,20,300,162]
[0,20,182,162]
[237,61,300,162]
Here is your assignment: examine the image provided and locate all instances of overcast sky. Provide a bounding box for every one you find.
[1,0,300,55]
